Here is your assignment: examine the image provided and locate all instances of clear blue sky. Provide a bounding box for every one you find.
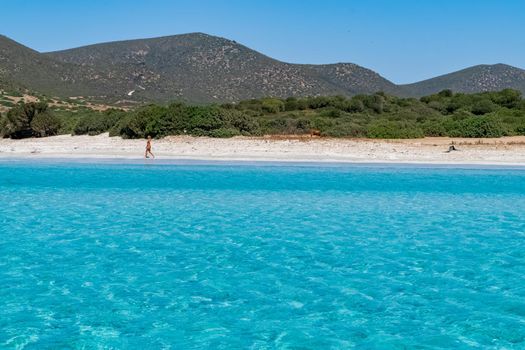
[1,0,523,83]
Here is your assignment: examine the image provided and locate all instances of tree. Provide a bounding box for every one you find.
[347,98,365,113]
[471,99,497,115]
[438,89,453,98]
[31,111,61,137]
[364,94,385,113]
[491,89,522,108]
[459,116,506,137]
[261,98,285,113]
[3,102,49,138]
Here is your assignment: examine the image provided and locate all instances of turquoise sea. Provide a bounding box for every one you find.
[1,160,525,349]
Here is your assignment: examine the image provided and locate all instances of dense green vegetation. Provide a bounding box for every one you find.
[0,102,62,138]
[1,89,525,139]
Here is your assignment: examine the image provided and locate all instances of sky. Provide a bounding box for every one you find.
[1,0,523,84]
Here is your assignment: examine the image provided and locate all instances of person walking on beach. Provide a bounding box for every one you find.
[145,135,155,159]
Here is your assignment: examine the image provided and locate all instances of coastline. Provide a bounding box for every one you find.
[1,133,525,166]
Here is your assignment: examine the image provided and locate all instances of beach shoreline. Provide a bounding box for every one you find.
[1,133,525,166]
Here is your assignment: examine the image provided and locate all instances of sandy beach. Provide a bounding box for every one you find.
[1,133,525,165]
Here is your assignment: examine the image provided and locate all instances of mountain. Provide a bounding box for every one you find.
[0,35,107,97]
[0,34,66,92]
[44,33,397,102]
[1,33,524,104]
[401,64,525,97]
[0,33,400,103]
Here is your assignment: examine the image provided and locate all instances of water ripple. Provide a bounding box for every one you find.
[1,163,525,348]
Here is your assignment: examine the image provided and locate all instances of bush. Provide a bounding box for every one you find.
[284,97,299,111]
[367,120,424,139]
[225,110,261,135]
[31,112,61,137]
[2,89,522,140]
[324,121,366,137]
[471,99,497,115]
[0,100,15,107]
[111,105,168,138]
[261,98,285,114]
[2,102,49,138]
[445,116,507,138]
[319,108,343,118]
[209,128,241,138]
[306,96,331,109]
[310,117,335,132]
[73,110,124,135]
[6,90,23,97]
[427,101,445,112]
[57,114,81,135]
[438,89,453,98]
[347,99,365,113]
[491,89,522,108]
[421,120,447,136]
[0,115,8,138]
[363,94,385,113]
[514,121,525,135]
[259,117,310,135]
[110,104,260,138]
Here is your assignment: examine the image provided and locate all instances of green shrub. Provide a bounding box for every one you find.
[310,117,335,133]
[6,90,23,97]
[0,100,15,107]
[427,101,445,112]
[73,110,124,135]
[111,105,168,138]
[471,99,498,115]
[438,89,453,98]
[284,97,299,111]
[347,99,365,113]
[324,121,366,137]
[259,117,311,135]
[514,120,525,135]
[261,98,285,114]
[209,128,240,138]
[319,108,343,118]
[445,116,507,138]
[2,102,49,138]
[31,112,61,137]
[0,115,8,138]
[2,89,521,139]
[367,120,424,139]
[363,94,385,113]
[421,120,447,136]
[491,89,522,108]
[57,114,81,135]
[306,96,331,109]
[225,110,261,135]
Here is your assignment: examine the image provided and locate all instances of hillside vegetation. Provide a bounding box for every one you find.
[2,33,525,103]
[401,64,525,97]
[1,89,525,139]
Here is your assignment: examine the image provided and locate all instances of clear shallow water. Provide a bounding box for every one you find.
[1,161,525,349]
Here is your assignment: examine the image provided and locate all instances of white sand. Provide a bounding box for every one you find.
[1,133,525,165]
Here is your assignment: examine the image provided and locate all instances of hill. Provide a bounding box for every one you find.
[401,64,525,96]
[1,33,525,103]
[0,35,110,98]
[44,33,397,102]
